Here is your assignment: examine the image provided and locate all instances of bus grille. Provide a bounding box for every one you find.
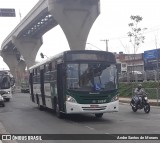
[82,106,106,111]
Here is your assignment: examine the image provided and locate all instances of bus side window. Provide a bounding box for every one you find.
[48,63,52,81]
[50,62,55,81]
[37,68,40,83]
[33,69,36,83]
[44,63,52,82]
[49,63,52,71]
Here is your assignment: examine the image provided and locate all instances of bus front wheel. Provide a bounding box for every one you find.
[95,113,103,118]
[5,98,10,102]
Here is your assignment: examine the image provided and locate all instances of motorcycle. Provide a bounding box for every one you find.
[130,93,150,113]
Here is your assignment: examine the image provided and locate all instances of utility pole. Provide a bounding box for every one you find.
[100,39,109,51]
[19,9,22,22]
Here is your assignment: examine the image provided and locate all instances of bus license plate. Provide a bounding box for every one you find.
[90,105,99,108]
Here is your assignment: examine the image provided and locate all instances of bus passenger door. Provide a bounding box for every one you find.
[29,73,34,102]
[40,69,46,106]
[57,63,65,112]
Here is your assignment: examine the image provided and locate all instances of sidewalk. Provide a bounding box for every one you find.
[119,97,160,107]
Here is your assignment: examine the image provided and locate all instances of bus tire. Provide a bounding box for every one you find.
[53,97,57,113]
[95,113,103,118]
[38,103,44,111]
[6,98,10,102]
[56,103,63,119]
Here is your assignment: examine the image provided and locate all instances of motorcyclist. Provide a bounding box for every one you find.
[134,84,146,106]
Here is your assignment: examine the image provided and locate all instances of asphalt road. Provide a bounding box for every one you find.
[0,93,160,143]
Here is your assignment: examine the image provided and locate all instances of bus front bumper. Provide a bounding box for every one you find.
[2,94,12,99]
[66,100,119,114]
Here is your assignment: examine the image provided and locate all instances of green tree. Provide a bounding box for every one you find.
[127,15,147,72]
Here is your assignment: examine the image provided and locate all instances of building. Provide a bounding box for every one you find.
[115,52,144,73]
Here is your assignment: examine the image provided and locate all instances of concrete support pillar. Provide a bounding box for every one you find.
[1,52,27,85]
[12,36,43,68]
[17,60,26,83]
[1,52,18,77]
[17,60,26,73]
[0,51,20,85]
[48,0,100,50]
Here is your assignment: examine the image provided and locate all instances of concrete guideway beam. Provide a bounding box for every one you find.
[12,36,43,68]
[48,0,100,50]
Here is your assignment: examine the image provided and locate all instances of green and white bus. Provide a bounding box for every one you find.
[0,70,15,102]
[29,50,119,118]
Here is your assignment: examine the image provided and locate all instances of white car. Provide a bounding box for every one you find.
[0,95,5,107]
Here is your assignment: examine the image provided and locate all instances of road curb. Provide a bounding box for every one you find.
[0,123,17,143]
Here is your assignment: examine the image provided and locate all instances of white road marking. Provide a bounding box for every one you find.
[105,132,110,134]
[85,126,95,130]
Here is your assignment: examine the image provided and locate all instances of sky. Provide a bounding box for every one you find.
[1,0,160,69]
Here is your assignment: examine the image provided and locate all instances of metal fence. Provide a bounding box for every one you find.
[119,71,160,105]
[119,70,160,82]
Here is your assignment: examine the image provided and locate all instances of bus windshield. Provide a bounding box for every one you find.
[0,74,11,89]
[66,63,117,91]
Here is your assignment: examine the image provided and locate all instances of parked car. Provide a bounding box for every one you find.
[0,95,5,107]
[21,82,29,93]
[119,71,144,82]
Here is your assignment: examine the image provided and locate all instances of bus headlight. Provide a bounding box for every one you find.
[7,91,10,94]
[67,96,77,103]
[0,96,4,101]
[111,95,119,102]
[144,97,148,100]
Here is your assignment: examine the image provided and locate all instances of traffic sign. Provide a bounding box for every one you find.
[0,8,15,17]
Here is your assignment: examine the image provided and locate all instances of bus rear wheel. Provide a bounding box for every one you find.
[95,113,103,118]
[38,103,44,111]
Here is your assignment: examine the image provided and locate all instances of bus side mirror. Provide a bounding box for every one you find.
[10,78,15,87]
[40,53,44,58]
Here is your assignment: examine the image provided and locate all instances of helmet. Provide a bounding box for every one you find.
[138,84,142,88]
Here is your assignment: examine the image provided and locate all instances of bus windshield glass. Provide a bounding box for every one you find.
[66,63,117,91]
[0,74,10,89]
